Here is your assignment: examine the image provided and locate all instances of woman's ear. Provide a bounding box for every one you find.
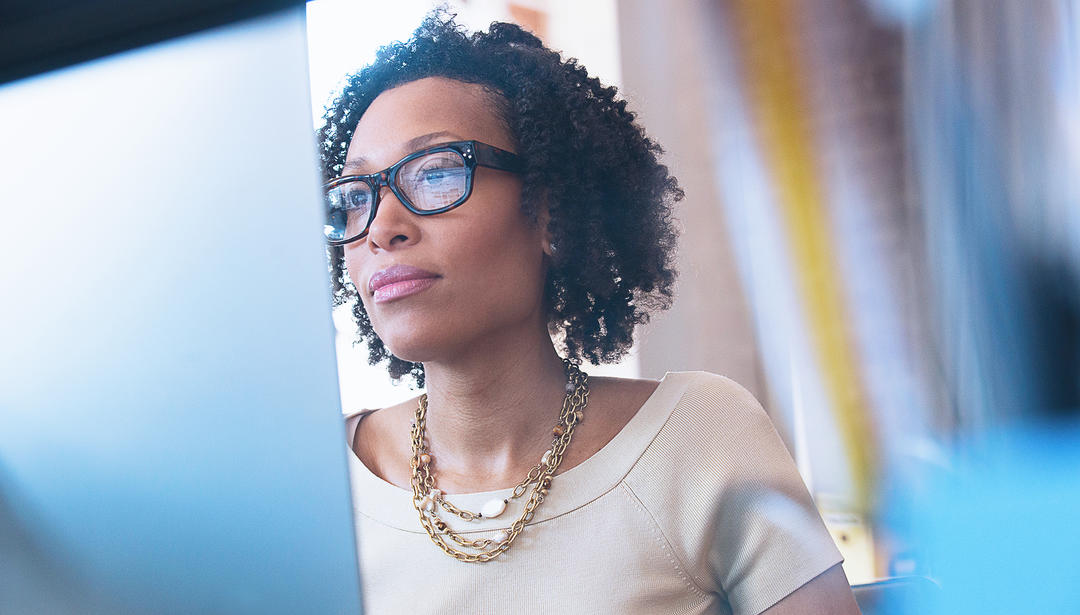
[537,202,555,257]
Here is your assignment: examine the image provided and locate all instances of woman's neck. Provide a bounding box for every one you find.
[418,325,569,490]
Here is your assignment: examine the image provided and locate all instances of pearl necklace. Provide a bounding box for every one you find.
[409,360,589,562]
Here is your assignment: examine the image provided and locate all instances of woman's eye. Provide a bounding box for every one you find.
[421,168,455,183]
[416,165,465,185]
[345,189,372,210]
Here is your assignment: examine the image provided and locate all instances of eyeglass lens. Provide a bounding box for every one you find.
[324,149,470,242]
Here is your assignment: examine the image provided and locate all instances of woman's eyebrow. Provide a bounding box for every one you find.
[342,131,464,174]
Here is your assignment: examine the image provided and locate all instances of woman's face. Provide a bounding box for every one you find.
[342,77,549,363]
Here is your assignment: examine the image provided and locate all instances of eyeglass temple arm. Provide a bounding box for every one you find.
[473,141,524,173]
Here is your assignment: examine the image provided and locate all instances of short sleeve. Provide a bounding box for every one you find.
[703,377,843,614]
[623,372,843,615]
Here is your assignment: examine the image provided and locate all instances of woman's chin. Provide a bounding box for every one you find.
[377,330,449,365]
[383,345,430,365]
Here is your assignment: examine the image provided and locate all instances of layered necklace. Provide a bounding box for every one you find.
[409,359,590,562]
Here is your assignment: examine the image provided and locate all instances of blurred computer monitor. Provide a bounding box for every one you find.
[0,6,362,614]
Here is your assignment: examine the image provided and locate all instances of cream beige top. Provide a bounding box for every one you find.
[344,371,842,615]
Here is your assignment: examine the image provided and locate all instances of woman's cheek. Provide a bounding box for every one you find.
[343,252,368,299]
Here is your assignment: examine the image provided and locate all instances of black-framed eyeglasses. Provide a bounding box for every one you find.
[322,140,523,245]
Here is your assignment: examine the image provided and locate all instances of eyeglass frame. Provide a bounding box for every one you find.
[323,140,524,246]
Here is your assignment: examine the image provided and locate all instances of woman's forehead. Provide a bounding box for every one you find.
[346,77,513,172]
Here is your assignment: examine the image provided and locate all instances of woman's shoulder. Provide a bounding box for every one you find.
[587,370,771,453]
[580,371,778,485]
[588,370,756,412]
[587,375,661,414]
[344,396,419,429]
[635,370,783,468]
[344,396,422,488]
[629,370,769,423]
[667,371,768,419]
[621,372,841,609]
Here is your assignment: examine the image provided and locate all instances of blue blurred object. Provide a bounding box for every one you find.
[0,7,362,614]
[884,421,1080,614]
[883,0,1080,612]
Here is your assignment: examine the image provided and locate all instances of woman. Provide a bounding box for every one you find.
[319,13,860,615]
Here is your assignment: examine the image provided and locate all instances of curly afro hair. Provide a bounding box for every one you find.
[317,11,682,387]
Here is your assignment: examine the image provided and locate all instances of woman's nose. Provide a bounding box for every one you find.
[366,186,420,251]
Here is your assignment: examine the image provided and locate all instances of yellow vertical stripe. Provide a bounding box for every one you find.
[730,0,876,511]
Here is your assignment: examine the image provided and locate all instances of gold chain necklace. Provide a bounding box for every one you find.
[409,360,590,562]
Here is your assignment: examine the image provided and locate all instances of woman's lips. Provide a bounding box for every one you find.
[368,265,440,304]
[372,277,438,303]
